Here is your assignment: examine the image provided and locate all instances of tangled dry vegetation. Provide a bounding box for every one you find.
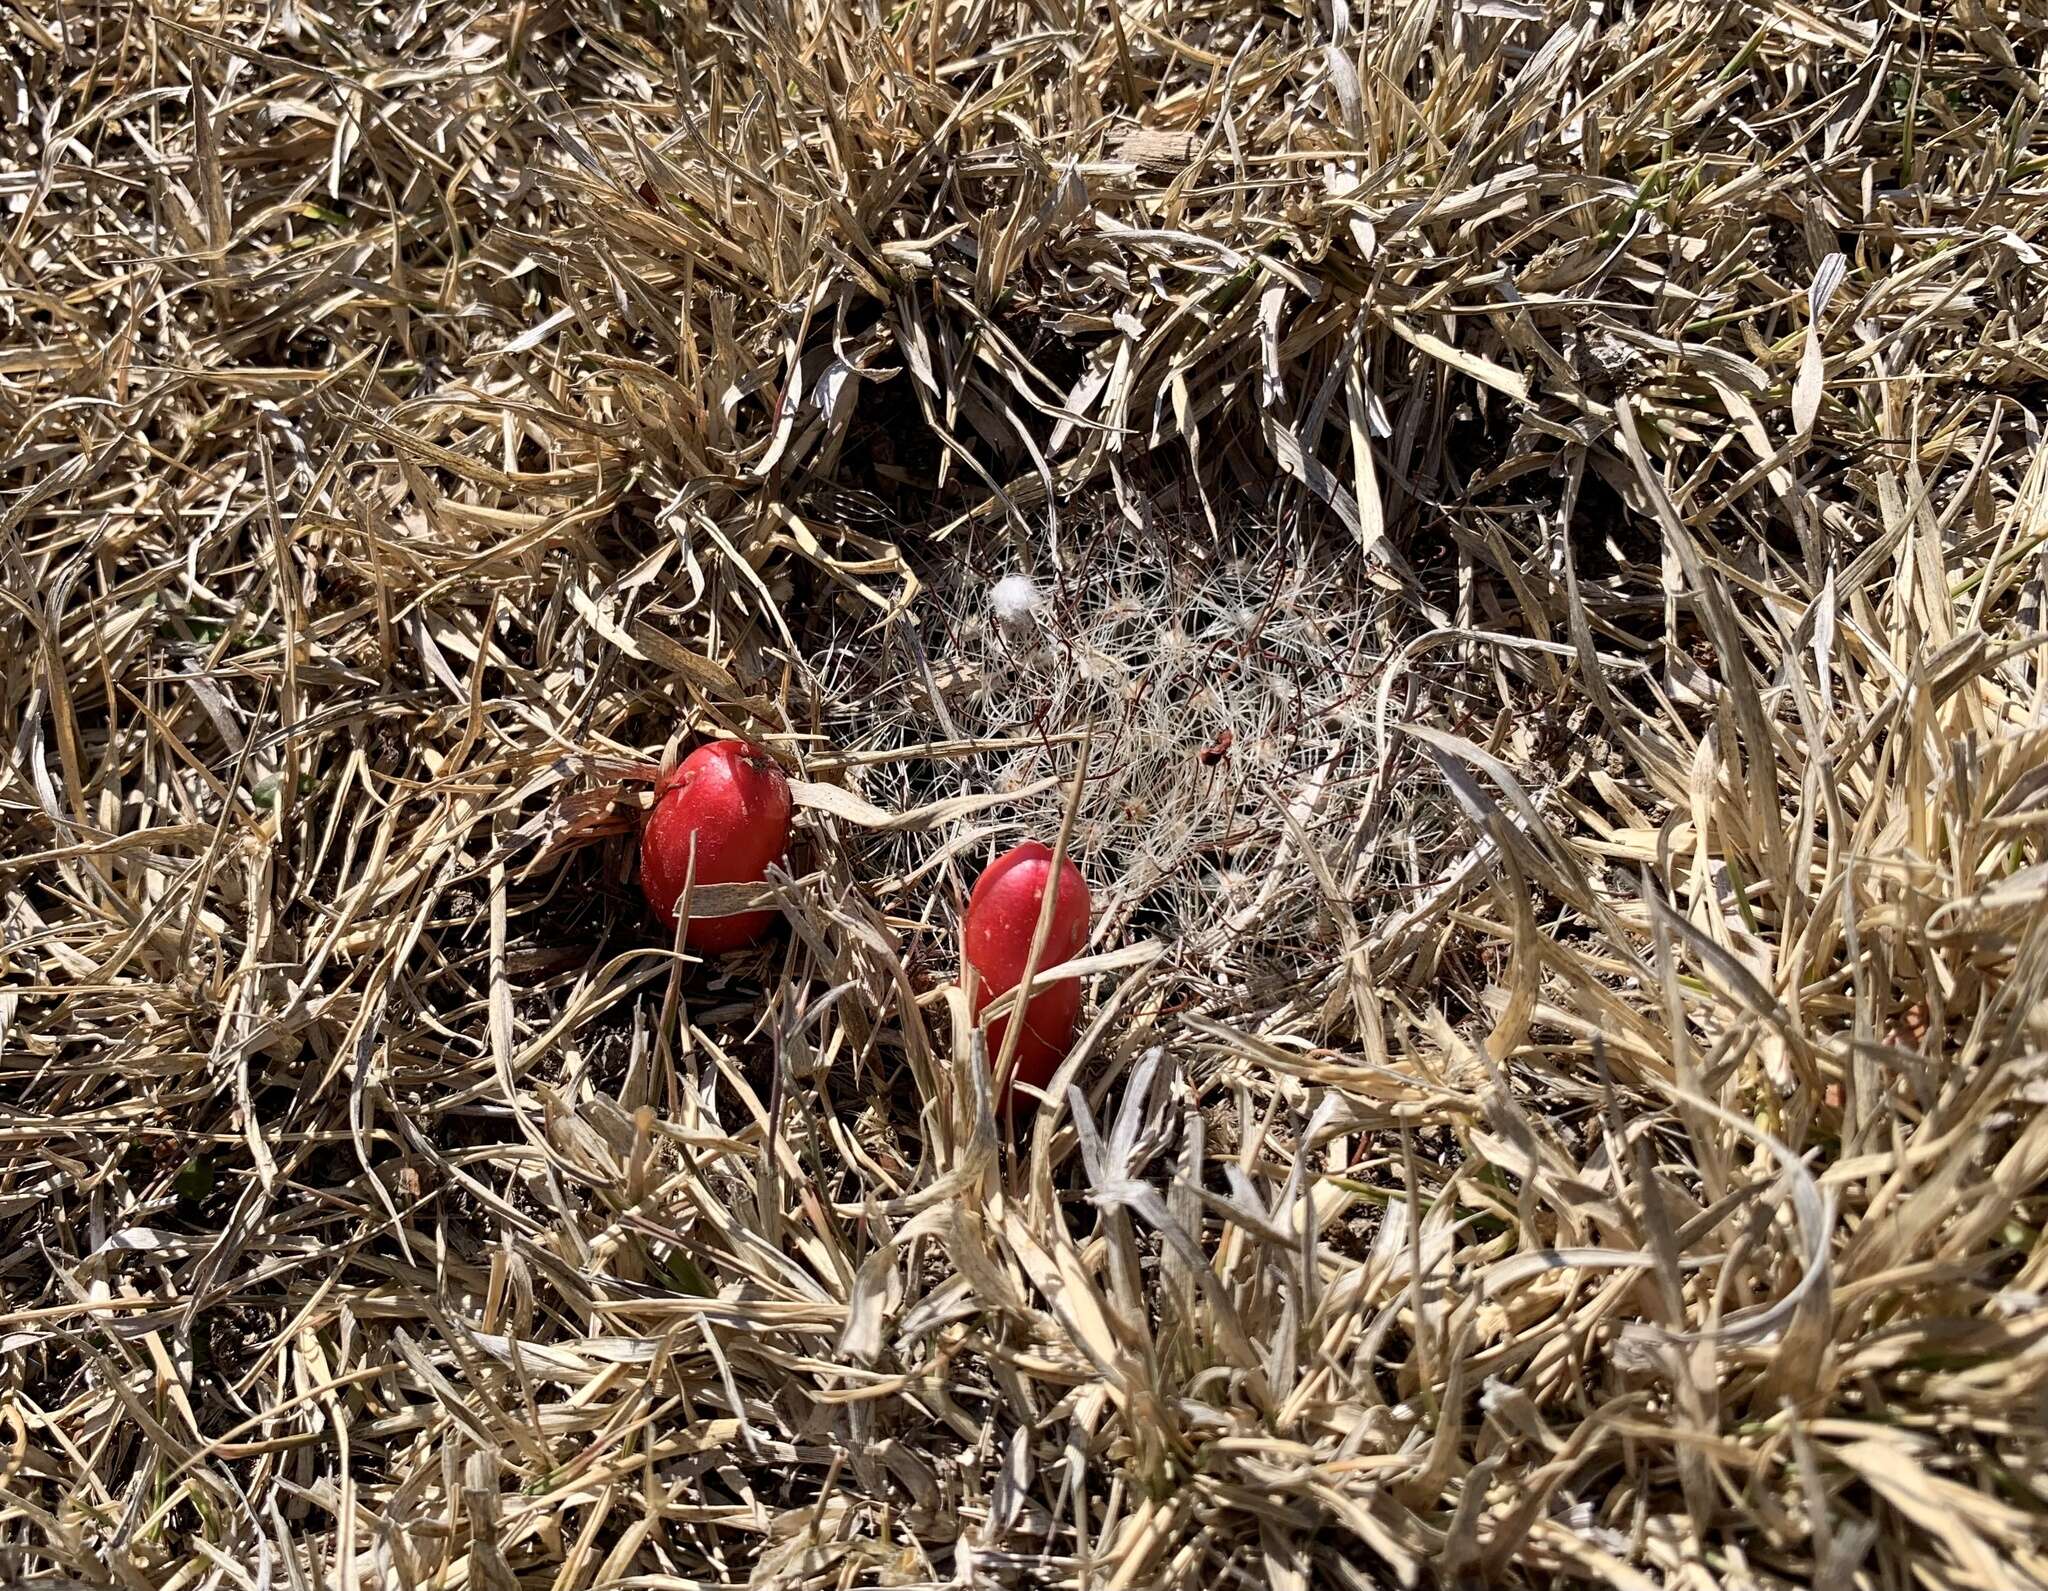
[6,0,2048,1586]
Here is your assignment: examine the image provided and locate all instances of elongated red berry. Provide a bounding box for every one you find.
[639,740,792,951]
[965,842,1091,1099]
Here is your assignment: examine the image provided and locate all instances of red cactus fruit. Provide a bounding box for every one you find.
[965,841,1091,1100]
[639,740,792,951]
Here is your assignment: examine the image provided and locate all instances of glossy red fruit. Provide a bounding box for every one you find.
[965,842,1091,1099]
[639,740,793,951]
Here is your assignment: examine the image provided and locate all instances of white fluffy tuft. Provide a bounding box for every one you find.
[989,573,1041,623]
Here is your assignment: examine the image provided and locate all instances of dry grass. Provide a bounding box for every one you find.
[5,0,2048,1586]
